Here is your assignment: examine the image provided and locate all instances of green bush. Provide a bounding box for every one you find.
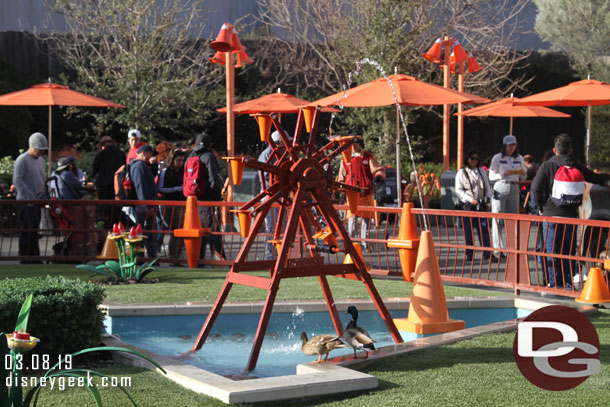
[0,277,106,362]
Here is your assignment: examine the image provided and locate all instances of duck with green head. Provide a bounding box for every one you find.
[341,305,376,358]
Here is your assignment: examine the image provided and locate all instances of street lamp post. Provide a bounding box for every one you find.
[423,37,481,171]
[209,23,253,202]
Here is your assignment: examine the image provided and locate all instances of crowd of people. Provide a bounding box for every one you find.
[12,129,226,264]
[455,133,610,290]
[11,129,610,289]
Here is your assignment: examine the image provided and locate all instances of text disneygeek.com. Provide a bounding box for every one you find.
[6,372,132,390]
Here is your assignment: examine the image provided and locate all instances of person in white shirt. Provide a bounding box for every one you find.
[488,135,527,256]
[455,150,492,260]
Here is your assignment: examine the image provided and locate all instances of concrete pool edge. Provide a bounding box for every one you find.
[102,296,597,404]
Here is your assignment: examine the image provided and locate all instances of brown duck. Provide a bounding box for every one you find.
[301,332,347,363]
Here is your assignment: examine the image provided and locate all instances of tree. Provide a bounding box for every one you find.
[250,0,532,165]
[41,0,224,145]
[533,0,610,169]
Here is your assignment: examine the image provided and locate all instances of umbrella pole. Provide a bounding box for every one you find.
[586,105,591,165]
[395,105,401,207]
[48,106,52,177]
[509,117,513,136]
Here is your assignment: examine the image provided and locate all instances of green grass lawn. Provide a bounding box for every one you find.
[1,264,509,304]
[21,310,610,407]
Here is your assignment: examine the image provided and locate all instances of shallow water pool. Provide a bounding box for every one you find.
[106,307,529,378]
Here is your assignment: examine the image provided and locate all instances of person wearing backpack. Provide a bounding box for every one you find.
[187,132,225,261]
[337,136,385,250]
[131,144,159,258]
[532,133,610,289]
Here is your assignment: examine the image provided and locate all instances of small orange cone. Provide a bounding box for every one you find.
[234,210,252,238]
[576,268,610,304]
[97,233,119,260]
[340,242,365,281]
[393,230,464,334]
[252,114,272,142]
[345,190,359,213]
[230,158,245,185]
[302,106,315,133]
[174,196,207,268]
[387,203,420,282]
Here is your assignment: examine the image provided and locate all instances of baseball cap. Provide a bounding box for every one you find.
[195,132,212,147]
[128,129,142,139]
[137,144,155,154]
[271,130,292,143]
[29,132,48,150]
[503,135,517,145]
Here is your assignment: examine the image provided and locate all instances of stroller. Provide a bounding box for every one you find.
[46,176,74,256]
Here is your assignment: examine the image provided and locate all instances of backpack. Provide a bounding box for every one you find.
[114,164,136,200]
[551,165,585,208]
[183,155,208,198]
[346,152,373,191]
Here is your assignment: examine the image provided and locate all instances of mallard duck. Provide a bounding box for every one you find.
[340,305,376,358]
[301,332,347,363]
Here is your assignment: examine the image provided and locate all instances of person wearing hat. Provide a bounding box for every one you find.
[13,132,48,260]
[257,130,292,260]
[126,129,148,164]
[488,134,527,257]
[130,144,159,257]
[190,132,225,260]
[52,156,88,199]
[91,136,126,200]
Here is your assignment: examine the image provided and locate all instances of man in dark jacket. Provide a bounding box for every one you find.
[130,144,158,257]
[190,132,225,260]
[531,133,610,289]
[91,136,126,230]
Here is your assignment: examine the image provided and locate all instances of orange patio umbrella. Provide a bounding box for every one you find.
[308,74,489,205]
[217,92,338,114]
[0,82,125,175]
[516,78,610,164]
[458,96,570,135]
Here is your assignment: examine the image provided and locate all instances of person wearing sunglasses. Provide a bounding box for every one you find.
[455,150,492,260]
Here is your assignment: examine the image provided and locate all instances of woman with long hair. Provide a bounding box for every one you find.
[455,150,492,260]
[158,148,187,265]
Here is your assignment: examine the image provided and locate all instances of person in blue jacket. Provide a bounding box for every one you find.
[130,144,158,257]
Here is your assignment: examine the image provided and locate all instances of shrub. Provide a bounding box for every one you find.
[0,277,106,362]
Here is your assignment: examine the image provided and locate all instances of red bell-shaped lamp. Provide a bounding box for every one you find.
[467,52,482,73]
[208,50,226,65]
[422,38,442,64]
[452,39,469,64]
[211,23,233,52]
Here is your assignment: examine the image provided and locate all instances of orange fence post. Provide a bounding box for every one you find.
[387,203,420,282]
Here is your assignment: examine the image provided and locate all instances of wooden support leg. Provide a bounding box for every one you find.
[192,279,234,351]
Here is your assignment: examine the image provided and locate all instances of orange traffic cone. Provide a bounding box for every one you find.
[576,268,610,304]
[97,233,119,260]
[393,230,464,334]
[230,158,245,185]
[174,196,207,268]
[210,23,233,52]
[387,203,420,282]
[302,106,315,133]
[252,114,272,142]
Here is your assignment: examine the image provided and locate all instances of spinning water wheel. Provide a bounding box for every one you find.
[191,106,403,371]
